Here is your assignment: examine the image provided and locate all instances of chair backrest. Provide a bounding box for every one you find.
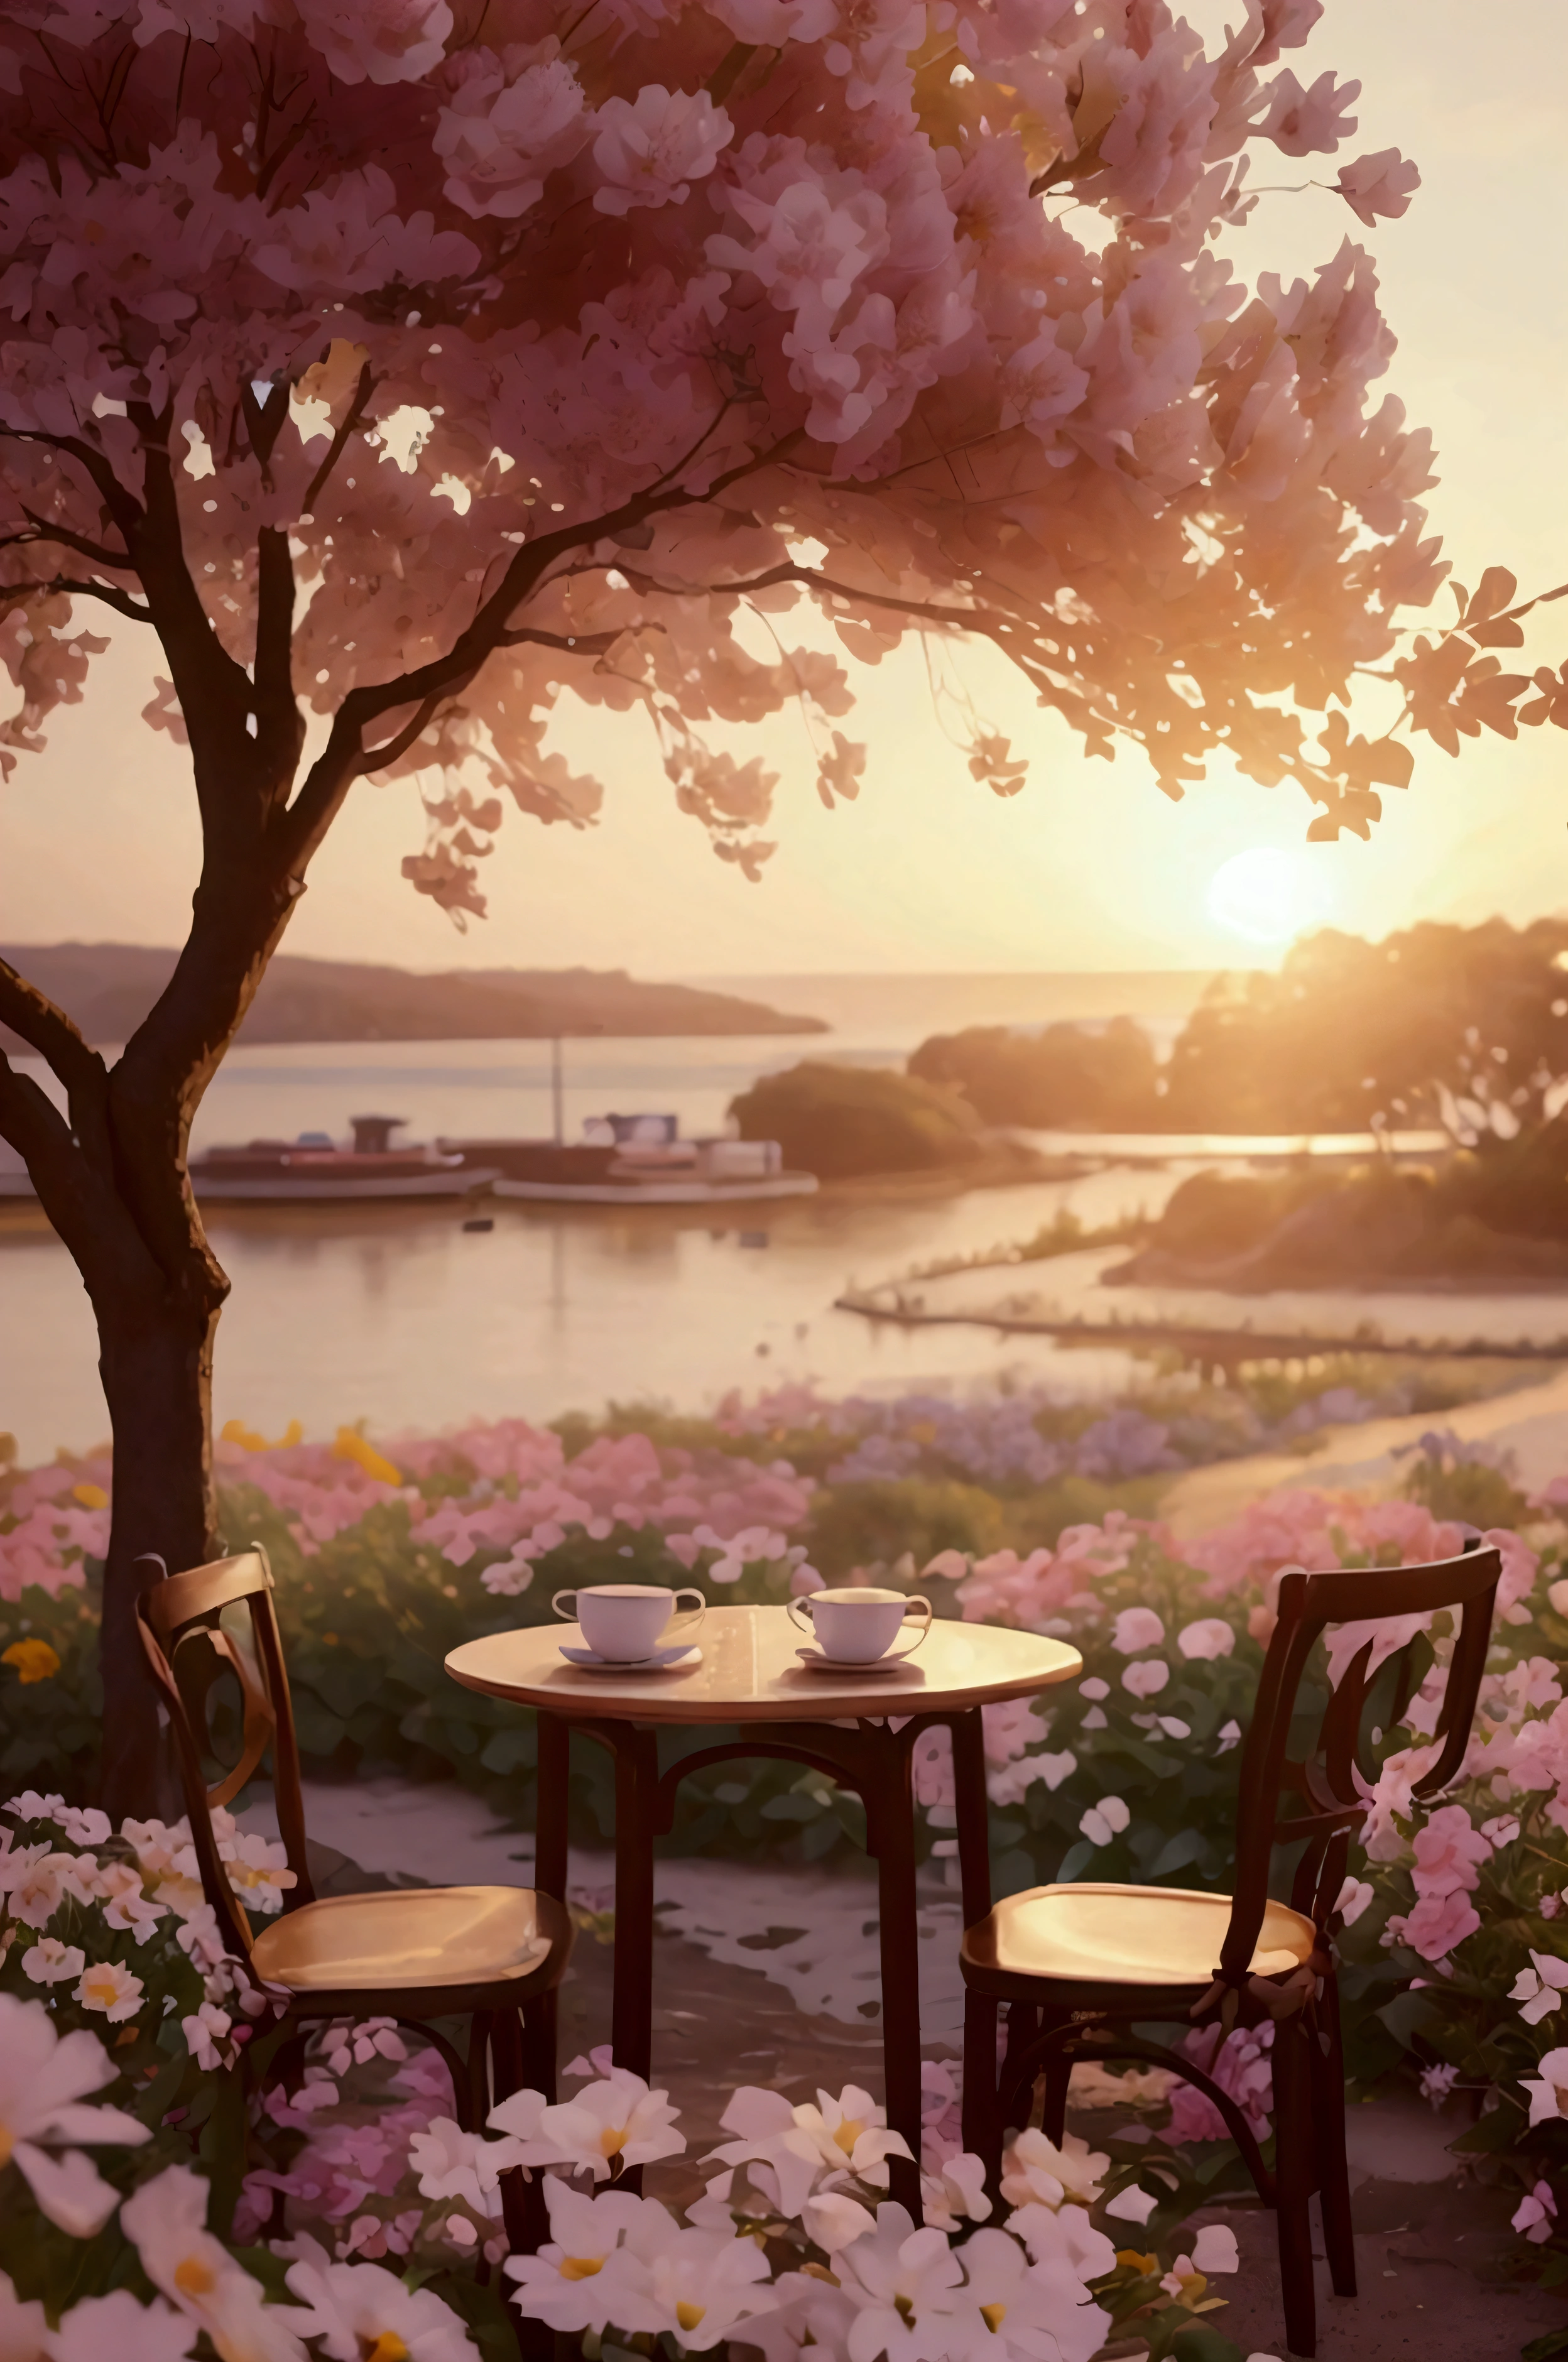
[136,1548,315,1962]
[1217,1540,1500,1989]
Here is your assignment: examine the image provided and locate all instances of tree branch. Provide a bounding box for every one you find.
[16,505,134,570]
[358,693,443,776]
[300,361,375,513]
[0,572,151,622]
[0,425,143,542]
[254,525,304,788]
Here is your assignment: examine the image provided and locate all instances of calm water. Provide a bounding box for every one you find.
[2,1028,1185,1460]
[0,999,1481,1462]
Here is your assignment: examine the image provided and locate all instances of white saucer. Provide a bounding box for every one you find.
[795,1647,912,1675]
[558,1642,701,1672]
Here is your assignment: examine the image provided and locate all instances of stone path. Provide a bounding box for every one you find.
[256,1776,1567,2360]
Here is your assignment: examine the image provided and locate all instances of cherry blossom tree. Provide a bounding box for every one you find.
[0,0,1437,1810]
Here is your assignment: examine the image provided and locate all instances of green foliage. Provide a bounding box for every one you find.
[0,1579,102,1795]
[729,1059,983,1178]
[908,1016,1159,1128]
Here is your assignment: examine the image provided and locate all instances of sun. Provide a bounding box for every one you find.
[1206,847,1332,948]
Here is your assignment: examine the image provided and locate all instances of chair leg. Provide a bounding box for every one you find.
[521,1991,558,2108]
[963,1989,1003,2200]
[491,2007,552,2260]
[1271,2015,1319,2358]
[466,2011,493,2136]
[1313,1979,1356,2299]
[1040,2038,1072,2147]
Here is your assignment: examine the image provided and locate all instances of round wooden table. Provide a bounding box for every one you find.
[446,1603,1081,2212]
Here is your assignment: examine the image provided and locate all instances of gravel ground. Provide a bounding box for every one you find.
[259,1777,1568,2361]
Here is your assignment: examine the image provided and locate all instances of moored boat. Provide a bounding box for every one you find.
[188,1114,499,1202]
[440,1113,817,1204]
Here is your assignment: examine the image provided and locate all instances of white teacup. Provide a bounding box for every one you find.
[787,1586,933,1666]
[553,1582,704,1663]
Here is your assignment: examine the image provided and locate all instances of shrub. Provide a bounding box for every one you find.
[729,1061,983,1178]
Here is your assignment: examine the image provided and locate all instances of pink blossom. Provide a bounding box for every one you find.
[1258,68,1359,156]
[1386,1888,1480,1964]
[1165,2022,1273,2144]
[1513,2180,1559,2243]
[1335,148,1420,227]
[591,88,732,216]
[435,55,592,220]
[1112,1608,1165,1655]
[1177,1619,1234,1662]
[1408,1805,1490,1900]
[295,0,454,85]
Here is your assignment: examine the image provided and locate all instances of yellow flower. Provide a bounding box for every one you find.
[220,1417,303,1452]
[3,1640,61,1684]
[72,1483,109,1510]
[332,1427,402,1486]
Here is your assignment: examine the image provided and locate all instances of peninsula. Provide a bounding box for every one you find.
[0,944,828,1050]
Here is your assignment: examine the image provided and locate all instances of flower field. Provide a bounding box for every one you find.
[4,1384,1568,2354]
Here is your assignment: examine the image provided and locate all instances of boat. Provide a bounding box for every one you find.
[188,1115,499,1202]
[440,1113,817,1205]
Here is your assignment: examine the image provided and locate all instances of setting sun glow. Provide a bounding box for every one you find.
[1206,848,1332,948]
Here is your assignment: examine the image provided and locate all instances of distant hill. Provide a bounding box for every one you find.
[0,944,829,1050]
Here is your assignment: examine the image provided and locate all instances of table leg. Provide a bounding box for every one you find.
[864,1738,923,2217]
[531,1714,570,2110]
[534,1712,570,1901]
[949,1707,993,1930]
[610,1724,660,2117]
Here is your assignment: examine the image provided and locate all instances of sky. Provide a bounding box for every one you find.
[3,1,1566,979]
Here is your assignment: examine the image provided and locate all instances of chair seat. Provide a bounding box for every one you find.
[251,1885,558,1994]
[962,1881,1315,1990]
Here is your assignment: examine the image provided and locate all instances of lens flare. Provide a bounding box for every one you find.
[1206,848,1331,947]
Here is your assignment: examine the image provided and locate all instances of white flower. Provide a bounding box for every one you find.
[1121,1660,1169,1700]
[180,2004,234,2073]
[3,1792,68,1826]
[999,2131,1107,2211]
[832,2200,969,2361]
[1112,1609,1165,1654]
[1006,2197,1118,2283]
[803,2191,879,2251]
[1192,2223,1240,2274]
[918,2150,991,2233]
[44,2287,197,2362]
[121,2164,310,2361]
[215,1828,297,1917]
[636,2221,777,2350]
[522,2067,685,2182]
[504,2180,663,2336]
[705,2084,910,2220]
[1419,2062,1458,2108]
[281,2234,476,2359]
[1335,1877,1374,1926]
[97,1863,168,1942]
[1103,2182,1158,2224]
[1079,1795,1131,1847]
[408,2115,525,2212]
[952,2223,1109,2362]
[1522,2049,1568,2127]
[320,2017,406,2076]
[1513,2179,1559,2245]
[1512,1951,1568,2025]
[0,2268,48,2362]
[1483,1814,1521,1849]
[20,1937,85,1986]
[3,1851,68,1931]
[1177,1618,1234,1661]
[74,1961,144,2023]
[1216,1719,1243,1753]
[0,1992,149,2236]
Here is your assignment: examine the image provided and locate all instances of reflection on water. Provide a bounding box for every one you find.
[0,1030,1484,1463]
[0,1171,1171,1461]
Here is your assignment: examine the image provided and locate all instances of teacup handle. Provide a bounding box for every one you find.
[886,1597,934,1660]
[670,1587,706,1634]
[552,1589,580,1622]
[786,1596,818,1638]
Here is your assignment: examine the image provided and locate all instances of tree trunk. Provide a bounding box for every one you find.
[95,1284,224,1821]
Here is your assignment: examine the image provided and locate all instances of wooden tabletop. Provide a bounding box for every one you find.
[445,1603,1082,1725]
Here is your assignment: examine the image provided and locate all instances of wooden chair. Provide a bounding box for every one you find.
[137,1548,572,2251]
[959,1543,1501,2359]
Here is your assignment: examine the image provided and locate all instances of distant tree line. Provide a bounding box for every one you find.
[910,919,1568,1136]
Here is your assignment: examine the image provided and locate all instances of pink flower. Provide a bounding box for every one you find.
[296,0,454,85]
[1386,1888,1480,1964]
[1409,1805,1489,1900]
[1335,148,1420,227]
[435,55,592,220]
[1112,1608,1165,1655]
[1166,2023,1273,2144]
[1258,68,1359,156]
[1177,1618,1234,1661]
[1513,2180,1559,2244]
[591,87,732,216]
[1122,1660,1170,1700]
